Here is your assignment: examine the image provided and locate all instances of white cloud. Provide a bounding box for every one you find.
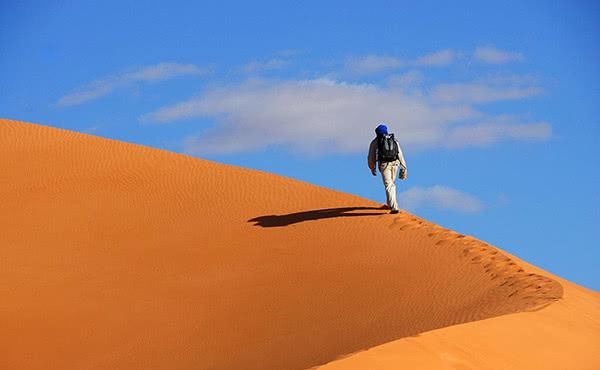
[241,59,289,73]
[399,186,484,213]
[386,70,424,88]
[126,63,206,81]
[445,119,551,148]
[58,82,116,107]
[347,47,524,75]
[474,46,524,64]
[431,82,542,103]
[141,77,550,155]
[345,49,459,75]
[57,63,208,107]
[345,55,405,75]
[414,49,458,66]
[144,78,478,154]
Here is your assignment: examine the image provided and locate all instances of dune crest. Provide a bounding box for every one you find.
[1,119,593,370]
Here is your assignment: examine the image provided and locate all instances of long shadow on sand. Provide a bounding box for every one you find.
[248,206,386,227]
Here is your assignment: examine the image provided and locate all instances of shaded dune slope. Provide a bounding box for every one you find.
[1,119,563,370]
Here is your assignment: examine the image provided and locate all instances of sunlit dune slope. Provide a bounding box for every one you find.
[318,255,600,370]
[0,119,594,370]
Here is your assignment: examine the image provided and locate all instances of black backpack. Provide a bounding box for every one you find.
[377,134,399,163]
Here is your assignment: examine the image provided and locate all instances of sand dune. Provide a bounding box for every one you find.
[1,119,597,370]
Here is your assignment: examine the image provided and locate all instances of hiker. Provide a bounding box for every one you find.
[368,124,408,214]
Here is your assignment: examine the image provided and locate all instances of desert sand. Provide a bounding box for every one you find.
[1,118,598,370]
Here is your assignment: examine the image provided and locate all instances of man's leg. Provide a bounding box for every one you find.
[380,162,399,211]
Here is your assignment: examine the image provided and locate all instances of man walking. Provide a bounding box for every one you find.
[368,124,408,214]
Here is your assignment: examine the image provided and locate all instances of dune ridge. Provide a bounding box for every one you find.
[1,119,594,370]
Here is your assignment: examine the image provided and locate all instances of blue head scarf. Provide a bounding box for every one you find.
[375,124,388,136]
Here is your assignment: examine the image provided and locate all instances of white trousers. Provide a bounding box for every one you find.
[379,160,400,211]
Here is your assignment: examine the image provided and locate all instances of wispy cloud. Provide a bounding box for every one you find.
[347,46,525,74]
[58,83,115,107]
[125,63,206,81]
[345,55,405,75]
[141,76,549,155]
[399,186,484,213]
[445,117,551,148]
[345,49,459,75]
[474,46,524,64]
[414,49,459,66]
[241,58,289,73]
[431,82,542,103]
[386,70,424,89]
[57,63,208,107]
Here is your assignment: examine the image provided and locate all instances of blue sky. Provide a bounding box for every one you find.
[1,0,599,289]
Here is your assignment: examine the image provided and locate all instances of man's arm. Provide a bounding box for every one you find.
[397,140,408,179]
[368,139,377,175]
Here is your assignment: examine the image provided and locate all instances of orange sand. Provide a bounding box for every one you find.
[1,119,598,370]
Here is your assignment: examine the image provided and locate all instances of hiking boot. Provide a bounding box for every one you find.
[390,209,399,214]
